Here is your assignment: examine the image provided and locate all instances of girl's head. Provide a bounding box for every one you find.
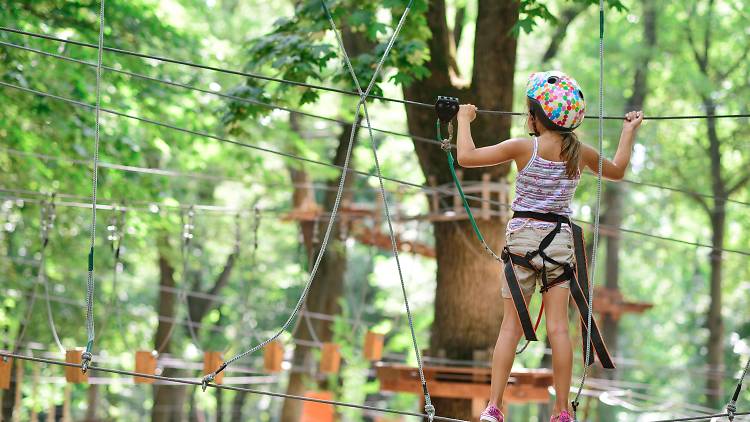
[525,71,586,178]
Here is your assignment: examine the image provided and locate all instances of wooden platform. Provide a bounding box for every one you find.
[593,287,653,321]
[375,362,553,404]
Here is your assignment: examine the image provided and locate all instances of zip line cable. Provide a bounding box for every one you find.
[3,185,750,258]
[3,36,750,209]
[573,1,605,416]
[79,0,106,373]
[0,351,468,422]
[3,26,750,121]
[0,39,443,149]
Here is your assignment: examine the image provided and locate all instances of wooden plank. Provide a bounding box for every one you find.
[134,351,157,384]
[0,356,11,390]
[263,341,284,373]
[481,173,491,220]
[320,343,341,374]
[64,350,88,384]
[203,351,224,385]
[300,391,335,422]
[364,331,384,361]
[429,175,439,212]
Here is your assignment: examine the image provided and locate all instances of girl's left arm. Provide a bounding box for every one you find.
[456,104,525,168]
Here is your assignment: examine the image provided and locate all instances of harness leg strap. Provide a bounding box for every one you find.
[570,224,615,369]
[502,252,538,342]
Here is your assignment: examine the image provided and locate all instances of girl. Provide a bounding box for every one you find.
[456,71,643,422]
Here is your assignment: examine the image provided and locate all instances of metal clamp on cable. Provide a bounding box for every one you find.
[435,96,459,152]
[201,373,214,392]
[424,403,435,422]
[727,401,737,421]
[435,96,459,123]
[81,351,93,373]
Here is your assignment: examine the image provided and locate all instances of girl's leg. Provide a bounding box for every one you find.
[543,286,573,415]
[488,294,532,408]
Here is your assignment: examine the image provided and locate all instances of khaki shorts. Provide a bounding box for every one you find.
[501,221,575,298]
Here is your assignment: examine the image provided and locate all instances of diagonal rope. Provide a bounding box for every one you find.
[318,0,436,419]
[199,0,413,389]
[572,0,605,417]
[81,0,106,373]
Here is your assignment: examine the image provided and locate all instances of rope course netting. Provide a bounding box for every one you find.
[1,0,749,421]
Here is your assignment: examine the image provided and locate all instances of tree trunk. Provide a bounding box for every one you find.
[403,1,518,419]
[84,384,99,422]
[151,252,188,422]
[597,3,655,420]
[706,202,725,408]
[230,391,247,420]
[705,97,726,408]
[280,123,361,422]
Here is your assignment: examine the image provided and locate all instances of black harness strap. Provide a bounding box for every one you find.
[502,248,538,341]
[501,211,615,369]
[570,224,615,369]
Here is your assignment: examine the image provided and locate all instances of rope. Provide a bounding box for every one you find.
[80,0,106,374]
[200,0,413,390]
[4,185,750,259]
[726,356,750,420]
[179,206,203,350]
[101,207,131,348]
[318,1,435,419]
[572,1,605,417]
[6,79,750,238]
[0,39,442,149]
[436,122,534,355]
[12,198,60,354]
[4,26,750,121]
[0,351,467,422]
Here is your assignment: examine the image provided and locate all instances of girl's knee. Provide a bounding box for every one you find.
[546,322,569,338]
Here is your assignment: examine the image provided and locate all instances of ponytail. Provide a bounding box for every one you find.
[560,132,581,179]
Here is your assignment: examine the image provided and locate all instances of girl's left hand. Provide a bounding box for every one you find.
[623,110,644,131]
[458,104,477,123]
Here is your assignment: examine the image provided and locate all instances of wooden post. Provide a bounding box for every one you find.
[453,170,463,214]
[134,351,157,384]
[319,343,341,374]
[203,351,224,385]
[499,178,511,221]
[263,341,284,373]
[481,173,491,220]
[11,360,23,422]
[62,384,71,422]
[30,363,40,422]
[0,356,11,390]
[429,175,439,214]
[64,350,88,384]
[363,331,384,362]
[300,391,335,422]
[46,401,56,422]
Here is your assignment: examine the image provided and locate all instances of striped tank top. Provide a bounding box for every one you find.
[510,137,580,229]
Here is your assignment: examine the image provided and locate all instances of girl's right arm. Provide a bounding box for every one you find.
[456,104,527,168]
[582,111,644,180]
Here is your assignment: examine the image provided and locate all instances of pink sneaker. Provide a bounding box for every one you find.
[551,410,573,422]
[480,404,503,422]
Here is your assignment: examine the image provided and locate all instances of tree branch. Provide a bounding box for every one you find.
[728,172,750,196]
[541,3,588,63]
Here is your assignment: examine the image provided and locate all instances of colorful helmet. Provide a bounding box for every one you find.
[526,71,585,132]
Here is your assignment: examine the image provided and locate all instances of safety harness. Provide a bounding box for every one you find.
[435,96,614,369]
